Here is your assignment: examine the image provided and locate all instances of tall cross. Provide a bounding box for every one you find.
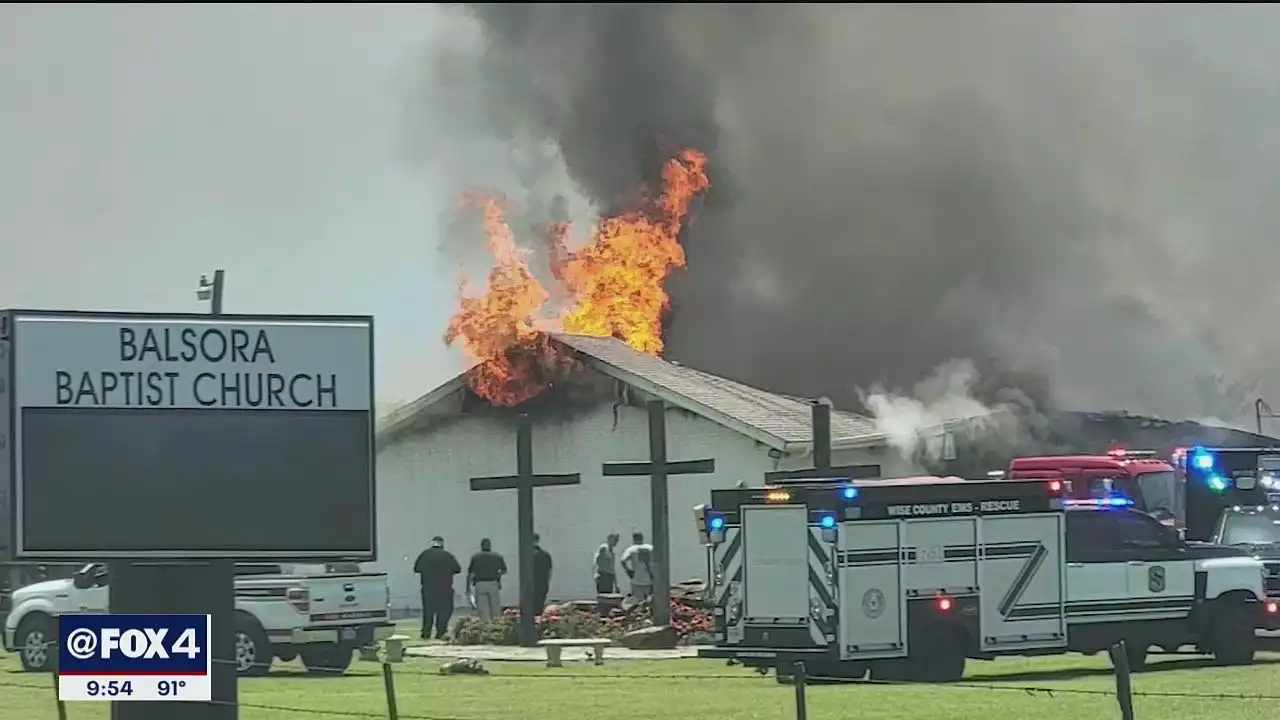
[602,399,716,626]
[470,413,581,646]
[764,400,881,483]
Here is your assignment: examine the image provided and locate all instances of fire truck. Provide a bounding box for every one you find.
[695,475,1266,682]
[1005,449,1181,526]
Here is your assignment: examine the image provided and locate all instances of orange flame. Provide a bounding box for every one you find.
[443,149,710,406]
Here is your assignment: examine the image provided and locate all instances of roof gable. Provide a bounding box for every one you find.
[377,333,880,452]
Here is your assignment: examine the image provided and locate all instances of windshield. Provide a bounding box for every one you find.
[1220,513,1280,545]
[1136,471,1182,523]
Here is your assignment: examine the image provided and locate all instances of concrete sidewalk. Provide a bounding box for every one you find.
[405,643,710,662]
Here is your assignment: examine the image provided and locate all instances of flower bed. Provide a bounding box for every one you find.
[450,596,714,646]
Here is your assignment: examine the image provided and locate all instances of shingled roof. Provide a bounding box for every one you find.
[378,333,883,453]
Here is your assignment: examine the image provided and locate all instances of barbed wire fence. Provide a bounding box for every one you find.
[15,640,1280,720]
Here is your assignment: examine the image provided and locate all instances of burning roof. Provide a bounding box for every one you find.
[443,149,709,407]
[379,332,882,453]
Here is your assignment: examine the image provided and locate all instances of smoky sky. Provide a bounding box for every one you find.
[418,4,1280,425]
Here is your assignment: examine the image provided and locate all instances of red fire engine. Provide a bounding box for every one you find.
[1004,447,1181,525]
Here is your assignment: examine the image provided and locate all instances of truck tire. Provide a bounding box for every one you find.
[15,614,56,673]
[1208,598,1256,666]
[300,643,355,675]
[234,616,273,677]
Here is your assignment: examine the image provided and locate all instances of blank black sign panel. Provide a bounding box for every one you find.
[20,407,373,557]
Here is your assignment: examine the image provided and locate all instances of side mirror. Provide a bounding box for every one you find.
[71,571,93,590]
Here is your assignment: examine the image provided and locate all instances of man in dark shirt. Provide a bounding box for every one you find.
[467,538,507,622]
[532,533,553,613]
[413,535,461,639]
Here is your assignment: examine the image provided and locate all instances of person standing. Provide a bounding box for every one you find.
[413,535,461,640]
[532,534,553,613]
[467,538,507,622]
[593,533,620,595]
[620,531,655,600]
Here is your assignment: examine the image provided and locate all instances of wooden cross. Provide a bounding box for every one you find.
[764,401,881,483]
[602,399,716,626]
[469,413,581,646]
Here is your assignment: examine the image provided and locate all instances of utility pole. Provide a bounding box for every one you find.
[1256,399,1280,436]
[197,270,226,315]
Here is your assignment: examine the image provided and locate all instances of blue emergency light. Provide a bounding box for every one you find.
[818,514,837,529]
[1065,496,1135,509]
[1191,449,1215,471]
[842,486,859,500]
[1208,474,1229,492]
[709,515,725,531]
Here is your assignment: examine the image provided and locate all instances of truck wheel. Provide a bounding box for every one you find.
[300,643,355,675]
[1208,598,1256,666]
[234,617,273,677]
[15,614,56,673]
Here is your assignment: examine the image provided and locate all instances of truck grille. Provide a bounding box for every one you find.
[1265,563,1280,595]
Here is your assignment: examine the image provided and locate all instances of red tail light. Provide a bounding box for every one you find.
[286,587,310,613]
[936,594,953,612]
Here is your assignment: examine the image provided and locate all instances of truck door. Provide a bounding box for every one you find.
[978,514,1067,652]
[838,520,905,660]
[1111,512,1195,618]
[739,505,822,648]
[1064,512,1138,622]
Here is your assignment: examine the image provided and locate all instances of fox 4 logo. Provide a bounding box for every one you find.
[98,627,201,660]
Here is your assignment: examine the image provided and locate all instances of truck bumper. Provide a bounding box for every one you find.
[272,623,395,647]
[698,647,833,661]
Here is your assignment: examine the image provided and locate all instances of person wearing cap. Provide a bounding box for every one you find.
[414,535,461,640]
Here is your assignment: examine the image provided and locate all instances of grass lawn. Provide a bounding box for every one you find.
[4,650,1280,720]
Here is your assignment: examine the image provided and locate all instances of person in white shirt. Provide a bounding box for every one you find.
[619,531,655,600]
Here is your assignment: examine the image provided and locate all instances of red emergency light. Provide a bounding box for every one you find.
[935,593,954,613]
[1267,601,1278,615]
[1106,446,1159,460]
[1047,480,1062,493]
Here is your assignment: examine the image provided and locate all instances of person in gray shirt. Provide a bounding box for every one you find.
[593,533,619,595]
[619,531,655,600]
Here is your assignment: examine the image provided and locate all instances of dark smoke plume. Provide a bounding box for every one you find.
[413,4,1280,428]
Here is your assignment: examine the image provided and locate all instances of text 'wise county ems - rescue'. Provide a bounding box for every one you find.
[886,500,1022,517]
[54,328,338,409]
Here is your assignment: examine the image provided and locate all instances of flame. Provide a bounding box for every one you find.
[444,149,710,406]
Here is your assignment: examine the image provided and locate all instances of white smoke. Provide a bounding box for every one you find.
[860,358,1025,466]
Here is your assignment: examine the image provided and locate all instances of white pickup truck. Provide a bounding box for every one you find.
[3,563,393,676]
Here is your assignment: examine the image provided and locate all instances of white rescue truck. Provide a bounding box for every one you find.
[695,476,1268,682]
